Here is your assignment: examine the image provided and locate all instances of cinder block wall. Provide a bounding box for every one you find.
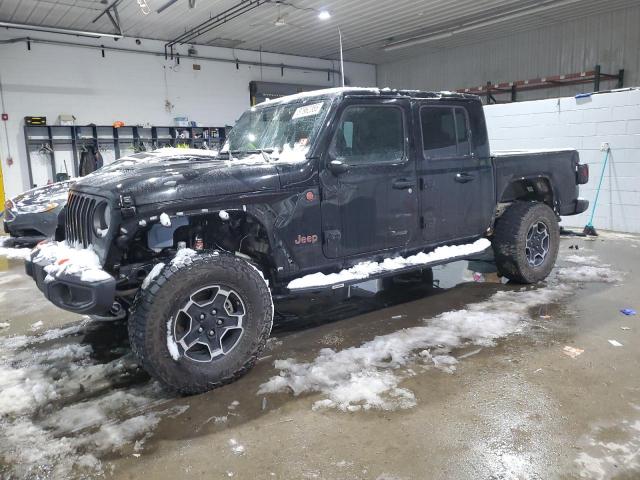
[484,88,640,233]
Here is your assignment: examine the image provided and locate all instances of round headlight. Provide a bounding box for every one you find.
[93,203,111,237]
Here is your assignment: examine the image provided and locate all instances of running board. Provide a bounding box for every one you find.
[286,238,491,294]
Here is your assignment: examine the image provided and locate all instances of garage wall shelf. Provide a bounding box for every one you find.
[23,124,228,187]
[456,65,625,104]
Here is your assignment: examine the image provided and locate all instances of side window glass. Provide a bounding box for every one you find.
[421,107,457,158]
[332,106,404,165]
[455,108,471,156]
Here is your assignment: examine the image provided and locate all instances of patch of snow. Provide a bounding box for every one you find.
[563,254,603,266]
[166,318,180,361]
[287,238,490,290]
[260,283,571,411]
[555,265,621,283]
[493,148,577,155]
[0,246,32,260]
[142,262,165,289]
[0,320,189,478]
[0,322,10,329]
[574,416,640,479]
[30,321,43,331]
[261,263,619,412]
[34,241,111,284]
[152,147,219,158]
[170,248,197,267]
[228,438,245,455]
[159,212,172,227]
[257,87,380,106]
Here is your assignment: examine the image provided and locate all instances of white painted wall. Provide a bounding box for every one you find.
[485,88,640,233]
[0,33,376,199]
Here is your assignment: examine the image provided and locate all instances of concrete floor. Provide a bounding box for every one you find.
[0,232,638,480]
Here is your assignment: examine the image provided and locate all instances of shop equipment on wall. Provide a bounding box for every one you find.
[23,124,228,187]
[456,65,624,104]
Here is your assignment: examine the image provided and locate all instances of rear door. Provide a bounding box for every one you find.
[320,98,418,258]
[416,102,494,243]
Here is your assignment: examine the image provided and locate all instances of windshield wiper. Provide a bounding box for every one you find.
[230,148,275,162]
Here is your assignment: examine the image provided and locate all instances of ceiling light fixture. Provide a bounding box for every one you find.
[318,10,331,20]
[382,0,584,51]
[0,21,123,39]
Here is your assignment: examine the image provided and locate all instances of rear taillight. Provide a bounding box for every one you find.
[577,164,589,185]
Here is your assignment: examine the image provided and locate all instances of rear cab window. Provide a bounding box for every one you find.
[420,105,471,159]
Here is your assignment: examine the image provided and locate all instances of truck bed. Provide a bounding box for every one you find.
[492,149,584,216]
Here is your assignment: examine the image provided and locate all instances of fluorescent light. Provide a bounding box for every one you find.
[318,10,331,20]
[382,0,584,51]
[0,21,123,39]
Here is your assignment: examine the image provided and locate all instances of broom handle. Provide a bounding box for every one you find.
[587,148,610,227]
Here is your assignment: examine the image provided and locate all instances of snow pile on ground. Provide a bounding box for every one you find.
[261,260,620,411]
[555,265,621,283]
[288,238,491,290]
[0,245,32,260]
[33,241,112,282]
[0,320,188,477]
[574,415,640,479]
[563,254,603,267]
[0,236,32,260]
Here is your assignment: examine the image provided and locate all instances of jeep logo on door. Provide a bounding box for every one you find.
[295,234,319,245]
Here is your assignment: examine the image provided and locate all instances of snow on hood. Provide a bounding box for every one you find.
[11,180,75,208]
[33,241,111,283]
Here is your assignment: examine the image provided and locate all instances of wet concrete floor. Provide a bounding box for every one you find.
[0,232,638,479]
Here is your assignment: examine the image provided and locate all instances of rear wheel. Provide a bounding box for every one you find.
[128,252,273,395]
[492,201,559,284]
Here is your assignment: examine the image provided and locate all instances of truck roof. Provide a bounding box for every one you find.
[258,86,479,106]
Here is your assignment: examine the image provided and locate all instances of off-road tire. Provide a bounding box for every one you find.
[492,201,559,284]
[128,252,273,395]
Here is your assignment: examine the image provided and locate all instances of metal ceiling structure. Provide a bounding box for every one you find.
[0,0,638,64]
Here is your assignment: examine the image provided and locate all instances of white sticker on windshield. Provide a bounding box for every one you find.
[292,102,324,119]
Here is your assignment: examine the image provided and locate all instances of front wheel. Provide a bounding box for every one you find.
[128,252,273,395]
[492,201,560,284]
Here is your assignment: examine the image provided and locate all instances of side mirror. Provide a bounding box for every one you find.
[328,159,349,175]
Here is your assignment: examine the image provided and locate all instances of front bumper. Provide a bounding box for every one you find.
[26,252,116,315]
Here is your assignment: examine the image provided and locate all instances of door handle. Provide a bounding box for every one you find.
[392,179,415,190]
[454,172,475,183]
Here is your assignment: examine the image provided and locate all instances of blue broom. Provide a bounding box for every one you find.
[583,145,610,236]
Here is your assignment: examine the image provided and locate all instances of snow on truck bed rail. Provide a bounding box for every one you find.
[287,238,491,290]
[492,148,577,156]
[34,241,111,282]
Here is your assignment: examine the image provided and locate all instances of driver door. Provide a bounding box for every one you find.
[320,98,418,258]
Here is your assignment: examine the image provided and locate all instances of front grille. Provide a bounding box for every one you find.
[65,192,99,247]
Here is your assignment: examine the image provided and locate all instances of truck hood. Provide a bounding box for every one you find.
[72,150,281,206]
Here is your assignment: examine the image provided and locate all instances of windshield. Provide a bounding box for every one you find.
[223,98,334,162]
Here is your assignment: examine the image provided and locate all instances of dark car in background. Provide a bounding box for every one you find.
[3,180,74,246]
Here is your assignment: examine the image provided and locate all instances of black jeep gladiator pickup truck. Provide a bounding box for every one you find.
[26,87,589,394]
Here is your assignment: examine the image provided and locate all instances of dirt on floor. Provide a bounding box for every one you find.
[0,232,639,480]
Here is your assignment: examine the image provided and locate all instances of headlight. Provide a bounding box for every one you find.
[18,202,59,214]
[93,203,111,237]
